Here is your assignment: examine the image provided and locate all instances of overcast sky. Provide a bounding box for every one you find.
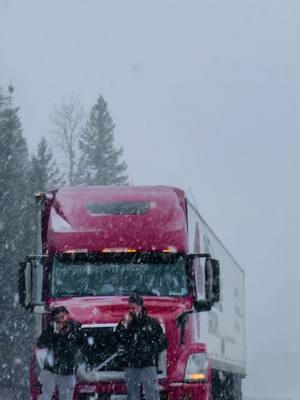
[1,1,300,398]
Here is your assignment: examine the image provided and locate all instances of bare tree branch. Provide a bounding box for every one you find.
[49,93,84,185]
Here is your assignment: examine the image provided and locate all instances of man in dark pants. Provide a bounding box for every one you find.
[36,306,84,400]
[115,295,168,400]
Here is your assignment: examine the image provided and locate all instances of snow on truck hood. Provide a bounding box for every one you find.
[48,296,193,326]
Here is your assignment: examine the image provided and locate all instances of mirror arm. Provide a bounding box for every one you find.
[18,262,26,307]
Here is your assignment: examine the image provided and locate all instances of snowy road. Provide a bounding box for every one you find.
[0,390,295,400]
[245,397,293,400]
[0,393,294,400]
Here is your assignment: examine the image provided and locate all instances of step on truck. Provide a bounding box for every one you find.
[18,185,246,400]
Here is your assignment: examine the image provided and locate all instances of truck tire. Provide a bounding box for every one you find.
[231,374,242,400]
[212,370,242,400]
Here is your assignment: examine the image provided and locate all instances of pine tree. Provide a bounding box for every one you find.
[77,95,128,185]
[25,137,65,254]
[0,86,34,398]
[0,89,29,259]
[29,136,64,192]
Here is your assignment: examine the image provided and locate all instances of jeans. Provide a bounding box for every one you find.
[38,370,76,400]
[125,366,159,400]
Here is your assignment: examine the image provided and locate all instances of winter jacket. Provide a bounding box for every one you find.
[115,311,168,368]
[37,321,84,375]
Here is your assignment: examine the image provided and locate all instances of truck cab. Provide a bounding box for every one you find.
[19,186,244,400]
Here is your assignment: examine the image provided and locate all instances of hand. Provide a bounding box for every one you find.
[122,313,132,328]
[36,348,48,370]
[56,322,65,333]
[54,320,70,334]
[117,345,126,355]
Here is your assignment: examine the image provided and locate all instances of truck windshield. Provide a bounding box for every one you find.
[51,254,188,297]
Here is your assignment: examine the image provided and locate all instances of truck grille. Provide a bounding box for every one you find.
[77,324,166,382]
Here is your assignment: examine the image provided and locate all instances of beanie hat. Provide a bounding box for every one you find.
[128,294,144,306]
[50,306,69,318]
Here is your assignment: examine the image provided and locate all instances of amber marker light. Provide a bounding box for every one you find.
[188,373,206,381]
[102,248,137,253]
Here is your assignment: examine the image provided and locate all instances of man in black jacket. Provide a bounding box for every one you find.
[115,295,168,400]
[36,306,84,400]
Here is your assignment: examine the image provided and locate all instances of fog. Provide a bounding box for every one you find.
[1,1,300,398]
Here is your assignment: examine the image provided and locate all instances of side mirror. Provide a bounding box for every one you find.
[191,254,221,312]
[205,258,213,303]
[204,258,221,306]
[211,259,220,303]
[18,256,46,312]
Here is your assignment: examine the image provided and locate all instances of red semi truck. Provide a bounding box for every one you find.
[19,185,246,400]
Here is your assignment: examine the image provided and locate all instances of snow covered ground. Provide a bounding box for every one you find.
[0,390,294,400]
[245,397,293,400]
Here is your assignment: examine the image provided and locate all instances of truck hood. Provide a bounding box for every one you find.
[47,296,193,326]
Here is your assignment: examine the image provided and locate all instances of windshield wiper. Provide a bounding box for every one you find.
[120,288,158,296]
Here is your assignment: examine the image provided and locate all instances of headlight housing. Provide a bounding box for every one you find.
[184,352,209,382]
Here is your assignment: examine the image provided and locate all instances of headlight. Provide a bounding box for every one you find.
[184,353,209,382]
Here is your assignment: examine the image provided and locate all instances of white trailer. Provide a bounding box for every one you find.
[187,201,246,397]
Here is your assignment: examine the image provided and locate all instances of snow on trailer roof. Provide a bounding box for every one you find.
[46,185,188,254]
